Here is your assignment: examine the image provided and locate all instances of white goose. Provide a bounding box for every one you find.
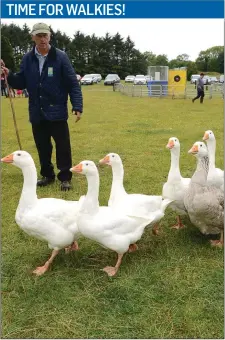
[70,160,172,277]
[162,137,191,229]
[203,130,224,192]
[1,151,81,276]
[99,153,164,234]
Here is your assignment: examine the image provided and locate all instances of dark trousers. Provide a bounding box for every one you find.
[32,120,72,182]
[1,87,7,96]
[193,89,205,103]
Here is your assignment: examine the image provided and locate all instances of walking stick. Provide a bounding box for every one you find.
[3,72,23,150]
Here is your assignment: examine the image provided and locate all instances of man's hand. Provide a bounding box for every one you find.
[72,111,81,123]
[1,59,9,76]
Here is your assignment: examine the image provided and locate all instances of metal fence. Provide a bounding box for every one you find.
[114,83,224,99]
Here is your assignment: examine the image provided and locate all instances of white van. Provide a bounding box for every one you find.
[190,74,200,84]
[220,75,224,83]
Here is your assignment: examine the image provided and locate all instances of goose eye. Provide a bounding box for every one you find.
[17,153,21,156]
[112,155,115,158]
[175,139,177,142]
[86,163,88,166]
[200,145,202,147]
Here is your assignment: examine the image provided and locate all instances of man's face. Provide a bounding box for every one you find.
[32,33,50,50]
[200,75,204,79]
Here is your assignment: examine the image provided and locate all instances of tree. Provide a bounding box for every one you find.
[120,36,135,76]
[186,61,198,80]
[196,46,224,72]
[98,32,114,77]
[1,36,15,71]
[143,51,156,66]
[176,53,190,62]
[217,51,224,74]
[155,54,169,66]
[169,59,183,69]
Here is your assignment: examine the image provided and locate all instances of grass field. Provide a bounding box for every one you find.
[1,84,224,339]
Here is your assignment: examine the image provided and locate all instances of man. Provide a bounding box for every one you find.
[192,73,205,104]
[1,22,83,191]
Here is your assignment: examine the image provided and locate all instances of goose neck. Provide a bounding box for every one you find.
[168,149,182,181]
[18,165,38,209]
[81,172,100,214]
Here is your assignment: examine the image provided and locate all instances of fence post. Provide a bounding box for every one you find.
[160,85,162,98]
[209,85,212,99]
[184,86,187,99]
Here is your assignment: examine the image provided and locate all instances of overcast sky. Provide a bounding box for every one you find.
[2,19,224,61]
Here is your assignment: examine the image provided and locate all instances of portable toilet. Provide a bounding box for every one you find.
[147,66,169,97]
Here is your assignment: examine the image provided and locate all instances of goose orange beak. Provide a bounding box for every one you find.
[166,140,174,149]
[70,163,83,173]
[1,153,14,163]
[188,145,198,154]
[99,155,110,164]
[203,132,209,141]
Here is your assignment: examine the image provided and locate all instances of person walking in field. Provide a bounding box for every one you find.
[192,72,205,104]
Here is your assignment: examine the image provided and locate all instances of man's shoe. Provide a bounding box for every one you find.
[61,181,72,191]
[37,177,55,187]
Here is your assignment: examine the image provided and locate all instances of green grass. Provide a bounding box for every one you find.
[1,84,224,339]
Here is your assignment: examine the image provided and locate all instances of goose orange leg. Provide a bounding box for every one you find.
[171,215,185,229]
[32,249,59,276]
[65,241,79,253]
[103,254,124,277]
[152,223,160,235]
[128,244,138,252]
[210,231,224,248]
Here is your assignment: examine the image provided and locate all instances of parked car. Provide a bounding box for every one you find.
[219,75,224,83]
[104,74,120,85]
[125,75,135,83]
[203,75,211,85]
[209,76,218,83]
[76,74,81,81]
[145,75,151,82]
[80,74,96,85]
[190,74,200,84]
[90,74,102,82]
[134,75,146,85]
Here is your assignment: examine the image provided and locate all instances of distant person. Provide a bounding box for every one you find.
[23,88,29,97]
[192,73,205,104]
[16,89,23,97]
[1,75,7,97]
[1,22,83,191]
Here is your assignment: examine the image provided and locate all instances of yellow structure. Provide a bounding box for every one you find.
[168,69,187,96]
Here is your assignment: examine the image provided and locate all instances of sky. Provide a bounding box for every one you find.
[2,19,224,61]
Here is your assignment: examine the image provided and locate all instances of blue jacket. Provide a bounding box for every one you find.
[8,46,83,124]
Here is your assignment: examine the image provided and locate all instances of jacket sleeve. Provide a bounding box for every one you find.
[7,56,26,90]
[61,53,83,114]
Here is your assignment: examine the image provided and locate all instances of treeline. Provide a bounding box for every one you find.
[1,23,224,80]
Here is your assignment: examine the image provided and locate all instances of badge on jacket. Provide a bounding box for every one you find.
[48,67,53,77]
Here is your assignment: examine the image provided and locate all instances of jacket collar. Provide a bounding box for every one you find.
[31,45,57,61]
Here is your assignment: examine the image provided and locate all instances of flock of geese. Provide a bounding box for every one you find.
[1,129,224,277]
